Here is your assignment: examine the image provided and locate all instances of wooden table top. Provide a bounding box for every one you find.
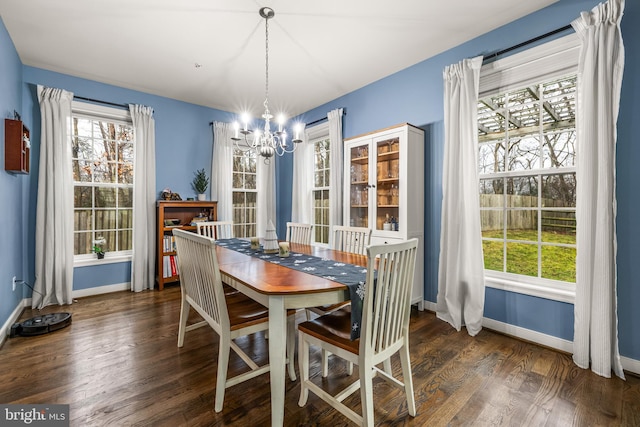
[215,242,368,296]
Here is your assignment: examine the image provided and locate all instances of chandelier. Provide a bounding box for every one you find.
[231,7,302,162]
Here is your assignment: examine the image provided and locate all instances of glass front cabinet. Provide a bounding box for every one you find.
[343,123,425,309]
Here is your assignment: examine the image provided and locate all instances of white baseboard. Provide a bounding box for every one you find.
[72,282,130,299]
[422,300,639,376]
[620,356,640,377]
[0,298,30,346]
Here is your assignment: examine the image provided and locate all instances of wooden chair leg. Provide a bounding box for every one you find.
[360,362,375,427]
[400,342,416,416]
[177,297,189,348]
[298,332,310,407]
[321,348,330,377]
[214,336,231,412]
[287,314,297,381]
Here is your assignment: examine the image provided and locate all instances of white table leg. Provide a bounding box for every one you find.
[268,296,286,427]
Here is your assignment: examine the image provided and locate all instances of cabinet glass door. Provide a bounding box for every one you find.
[348,143,369,228]
[375,137,400,231]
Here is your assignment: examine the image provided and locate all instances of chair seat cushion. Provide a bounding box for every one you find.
[225,293,269,330]
[298,305,359,354]
[225,292,296,331]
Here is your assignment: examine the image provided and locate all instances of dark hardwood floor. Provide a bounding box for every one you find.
[1,286,638,426]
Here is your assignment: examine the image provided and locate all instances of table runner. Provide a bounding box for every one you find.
[215,238,367,340]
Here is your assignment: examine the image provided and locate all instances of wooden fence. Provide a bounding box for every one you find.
[480,194,576,233]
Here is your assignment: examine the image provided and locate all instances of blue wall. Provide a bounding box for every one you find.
[1,0,638,362]
[0,16,27,327]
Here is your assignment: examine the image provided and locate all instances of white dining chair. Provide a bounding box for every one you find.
[306,225,372,375]
[196,220,234,240]
[285,222,312,245]
[331,225,372,256]
[173,229,296,412]
[298,238,419,426]
[196,220,237,295]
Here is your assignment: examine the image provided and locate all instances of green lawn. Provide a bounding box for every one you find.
[482,229,576,283]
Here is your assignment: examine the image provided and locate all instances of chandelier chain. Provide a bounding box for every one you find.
[264,15,269,113]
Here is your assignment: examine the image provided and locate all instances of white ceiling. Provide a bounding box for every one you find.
[1,0,557,118]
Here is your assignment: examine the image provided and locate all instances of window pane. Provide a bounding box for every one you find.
[542,130,576,169]
[541,245,576,282]
[506,242,538,277]
[74,231,92,255]
[74,210,93,231]
[72,160,93,182]
[118,229,133,251]
[118,188,133,208]
[478,142,505,173]
[506,176,538,207]
[482,240,504,271]
[508,135,540,171]
[481,210,503,236]
[74,186,93,208]
[245,174,256,190]
[119,208,133,228]
[118,162,134,184]
[506,209,537,241]
[95,187,117,208]
[96,209,117,230]
[541,210,576,244]
[542,173,576,208]
[480,178,504,207]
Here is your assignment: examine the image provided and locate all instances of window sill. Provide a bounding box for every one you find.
[484,272,575,304]
[74,253,132,268]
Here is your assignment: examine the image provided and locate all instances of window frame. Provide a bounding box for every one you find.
[72,102,134,267]
[232,148,258,238]
[479,34,579,304]
[307,122,331,246]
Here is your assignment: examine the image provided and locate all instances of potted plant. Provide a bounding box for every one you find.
[191,168,209,201]
[93,236,106,259]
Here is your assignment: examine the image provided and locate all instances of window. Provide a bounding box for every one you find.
[477,35,579,301]
[232,148,257,237]
[72,103,134,259]
[312,135,331,244]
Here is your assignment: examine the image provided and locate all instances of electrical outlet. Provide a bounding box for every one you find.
[12,276,17,291]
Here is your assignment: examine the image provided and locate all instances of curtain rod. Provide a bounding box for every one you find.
[482,24,573,63]
[73,95,129,109]
[305,107,347,127]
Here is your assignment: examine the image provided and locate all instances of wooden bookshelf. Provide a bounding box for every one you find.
[156,200,217,290]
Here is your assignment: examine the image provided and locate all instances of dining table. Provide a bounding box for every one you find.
[213,240,368,427]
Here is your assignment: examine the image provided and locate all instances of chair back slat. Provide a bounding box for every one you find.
[173,228,228,330]
[332,225,372,255]
[197,221,234,240]
[286,222,312,245]
[361,239,418,356]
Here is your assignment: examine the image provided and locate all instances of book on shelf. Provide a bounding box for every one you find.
[170,255,177,276]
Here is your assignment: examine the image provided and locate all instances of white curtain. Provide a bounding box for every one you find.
[33,86,75,309]
[572,0,625,379]
[436,56,485,336]
[291,123,312,223]
[130,105,156,292]
[257,158,276,237]
[211,122,234,221]
[327,108,344,247]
